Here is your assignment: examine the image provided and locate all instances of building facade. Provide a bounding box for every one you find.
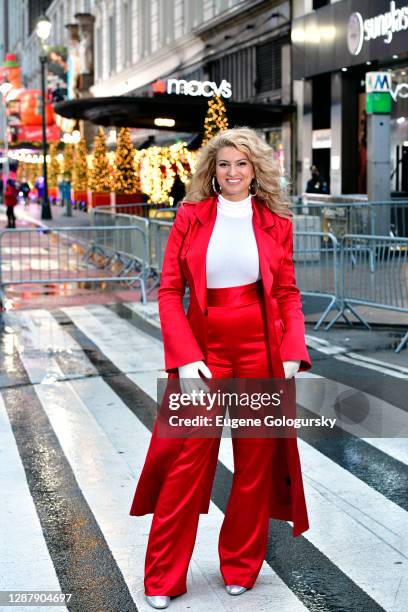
[3,0,316,187]
[293,0,408,195]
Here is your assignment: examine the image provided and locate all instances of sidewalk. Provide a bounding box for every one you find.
[0,199,91,230]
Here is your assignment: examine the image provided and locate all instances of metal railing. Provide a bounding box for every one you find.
[327,234,408,352]
[0,225,148,315]
[293,231,340,330]
[89,202,176,219]
[149,219,172,276]
[291,200,408,238]
[89,208,176,294]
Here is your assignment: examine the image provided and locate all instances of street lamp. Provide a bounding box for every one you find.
[35,13,52,220]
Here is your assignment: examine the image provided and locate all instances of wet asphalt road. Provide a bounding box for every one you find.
[0,299,407,612]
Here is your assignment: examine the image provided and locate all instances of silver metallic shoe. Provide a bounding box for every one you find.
[226,585,247,596]
[145,595,170,609]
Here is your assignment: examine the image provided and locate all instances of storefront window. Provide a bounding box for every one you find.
[390,67,408,193]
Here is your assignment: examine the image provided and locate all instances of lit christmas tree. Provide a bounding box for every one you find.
[16,160,26,182]
[138,142,197,203]
[63,143,74,181]
[47,143,60,188]
[113,127,139,193]
[202,95,228,146]
[88,127,112,192]
[27,162,39,188]
[72,137,88,191]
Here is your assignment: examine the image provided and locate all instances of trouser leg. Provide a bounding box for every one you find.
[6,208,13,227]
[219,436,275,587]
[144,353,231,595]
[218,298,275,587]
[144,435,220,596]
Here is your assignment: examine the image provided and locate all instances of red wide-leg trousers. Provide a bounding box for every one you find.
[145,281,277,596]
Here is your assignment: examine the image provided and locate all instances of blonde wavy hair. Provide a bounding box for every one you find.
[184,127,292,218]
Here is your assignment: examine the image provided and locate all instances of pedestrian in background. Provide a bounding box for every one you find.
[169,174,186,206]
[305,165,328,194]
[35,176,45,203]
[130,127,311,609]
[19,179,31,207]
[4,178,18,228]
[58,173,72,216]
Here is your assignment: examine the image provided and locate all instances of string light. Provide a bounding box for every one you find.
[8,150,52,164]
[138,142,197,203]
[9,130,201,205]
[88,127,112,192]
[47,143,60,188]
[202,95,228,146]
[72,137,88,191]
[113,127,140,193]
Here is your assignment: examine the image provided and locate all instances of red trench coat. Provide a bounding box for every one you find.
[130,196,312,537]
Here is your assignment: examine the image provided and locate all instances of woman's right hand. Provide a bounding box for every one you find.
[178,360,212,396]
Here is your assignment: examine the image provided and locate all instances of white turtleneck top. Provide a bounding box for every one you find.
[206,194,260,288]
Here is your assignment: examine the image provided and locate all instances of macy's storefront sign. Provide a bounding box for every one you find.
[152,78,232,98]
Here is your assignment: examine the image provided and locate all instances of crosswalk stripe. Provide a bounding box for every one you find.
[60,304,164,374]
[52,307,388,609]
[0,394,67,611]
[5,309,96,384]
[295,375,408,464]
[306,334,408,377]
[0,329,138,612]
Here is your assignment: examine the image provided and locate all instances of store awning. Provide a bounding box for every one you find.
[54,94,294,132]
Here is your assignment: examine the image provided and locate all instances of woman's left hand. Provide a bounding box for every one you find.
[283,360,301,379]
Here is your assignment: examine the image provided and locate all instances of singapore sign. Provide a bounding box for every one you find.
[347,1,408,56]
[152,78,232,98]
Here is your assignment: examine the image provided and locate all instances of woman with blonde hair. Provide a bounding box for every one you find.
[130,126,312,609]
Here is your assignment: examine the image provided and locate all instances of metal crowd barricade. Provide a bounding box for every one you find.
[291,199,408,238]
[90,202,174,219]
[293,231,340,330]
[328,234,408,352]
[89,207,150,279]
[0,225,148,317]
[89,208,172,294]
[149,220,172,274]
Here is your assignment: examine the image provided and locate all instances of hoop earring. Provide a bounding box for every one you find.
[212,176,222,194]
[249,177,259,196]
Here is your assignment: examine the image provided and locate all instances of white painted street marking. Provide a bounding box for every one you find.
[306,334,408,379]
[4,310,96,384]
[0,394,67,611]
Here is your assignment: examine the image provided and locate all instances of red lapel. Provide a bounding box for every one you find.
[186,196,282,313]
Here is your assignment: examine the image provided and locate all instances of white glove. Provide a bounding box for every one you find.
[178,360,212,396]
[283,360,301,379]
